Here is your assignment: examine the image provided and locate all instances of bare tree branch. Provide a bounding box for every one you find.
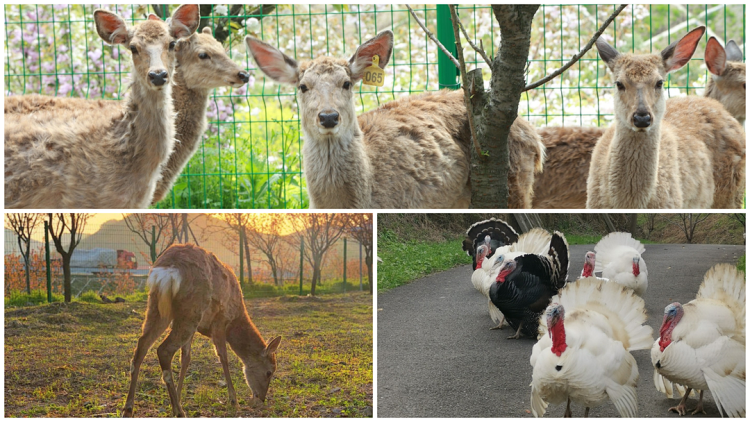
[406,5,460,69]
[454,10,492,67]
[523,4,628,91]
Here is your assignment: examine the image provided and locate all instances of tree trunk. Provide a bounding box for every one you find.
[628,214,638,236]
[62,254,72,303]
[469,6,539,208]
[310,264,321,296]
[242,226,253,285]
[22,238,31,294]
[269,257,279,286]
[365,255,373,294]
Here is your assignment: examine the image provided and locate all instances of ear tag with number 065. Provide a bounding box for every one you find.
[362,55,385,87]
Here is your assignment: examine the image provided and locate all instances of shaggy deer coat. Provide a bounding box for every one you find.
[4,6,200,209]
[245,31,544,209]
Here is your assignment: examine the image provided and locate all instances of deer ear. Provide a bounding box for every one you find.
[245,36,299,85]
[704,37,727,77]
[662,26,705,73]
[147,13,161,21]
[263,336,282,356]
[348,30,393,81]
[170,4,200,39]
[725,40,743,63]
[596,37,620,71]
[94,10,130,45]
[201,26,213,36]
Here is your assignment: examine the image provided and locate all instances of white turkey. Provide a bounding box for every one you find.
[530,277,654,417]
[594,232,647,296]
[651,263,745,418]
[579,251,608,280]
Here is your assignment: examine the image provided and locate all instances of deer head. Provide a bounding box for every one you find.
[245,31,393,140]
[242,335,282,403]
[175,27,249,90]
[596,26,705,131]
[705,37,746,124]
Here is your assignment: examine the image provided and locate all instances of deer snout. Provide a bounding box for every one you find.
[238,71,250,83]
[148,70,169,86]
[633,111,652,128]
[318,111,340,129]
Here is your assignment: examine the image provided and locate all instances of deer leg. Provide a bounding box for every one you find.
[212,332,239,410]
[157,320,200,417]
[123,308,171,417]
[177,333,195,403]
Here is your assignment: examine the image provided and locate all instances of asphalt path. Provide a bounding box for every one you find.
[377,243,745,418]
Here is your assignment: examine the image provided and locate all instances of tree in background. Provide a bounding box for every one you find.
[5,213,42,294]
[288,213,349,296]
[212,214,255,285]
[243,214,285,286]
[670,214,711,244]
[47,213,90,302]
[347,214,373,294]
[123,214,199,263]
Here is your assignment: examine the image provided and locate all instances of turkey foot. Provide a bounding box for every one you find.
[507,322,524,339]
[669,387,691,416]
[584,407,590,417]
[563,398,572,418]
[490,317,506,330]
[690,391,705,415]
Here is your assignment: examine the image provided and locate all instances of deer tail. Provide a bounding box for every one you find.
[146,267,182,320]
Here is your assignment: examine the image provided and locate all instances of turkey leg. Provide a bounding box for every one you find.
[668,387,692,416]
[507,322,524,339]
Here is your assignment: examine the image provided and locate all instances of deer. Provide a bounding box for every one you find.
[244,30,545,209]
[534,38,746,210]
[4,5,200,209]
[704,37,745,126]
[122,244,282,417]
[587,26,745,209]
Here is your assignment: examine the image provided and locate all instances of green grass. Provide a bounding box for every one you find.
[4,290,64,307]
[737,255,745,273]
[4,292,372,417]
[377,238,467,292]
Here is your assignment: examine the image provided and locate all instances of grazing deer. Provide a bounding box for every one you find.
[586,26,745,209]
[704,37,745,126]
[4,5,200,209]
[123,244,282,417]
[245,31,545,209]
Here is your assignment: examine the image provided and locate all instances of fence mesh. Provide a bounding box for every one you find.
[4,214,367,298]
[4,4,745,209]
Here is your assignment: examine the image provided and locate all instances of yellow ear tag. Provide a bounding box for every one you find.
[362,55,385,87]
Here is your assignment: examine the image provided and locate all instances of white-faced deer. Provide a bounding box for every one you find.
[704,37,745,126]
[587,26,745,209]
[122,244,281,417]
[245,31,545,209]
[4,5,200,209]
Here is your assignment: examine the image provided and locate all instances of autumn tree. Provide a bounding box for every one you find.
[243,214,286,286]
[47,213,91,302]
[209,213,256,285]
[347,214,374,293]
[123,213,199,263]
[5,213,42,294]
[288,213,349,295]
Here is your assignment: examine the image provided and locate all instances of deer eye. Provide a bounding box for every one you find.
[266,371,273,378]
[130,45,138,55]
[199,52,209,60]
[342,81,351,90]
[615,81,625,91]
[169,41,176,50]
[655,80,664,89]
[299,84,308,93]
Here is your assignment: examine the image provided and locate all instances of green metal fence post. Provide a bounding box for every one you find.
[299,238,304,296]
[239,227,244,285]
[44,220,51,303]
[359,240,363,291]
[150,225,156,263]
[436,4,458,90]
[343,237,347,293]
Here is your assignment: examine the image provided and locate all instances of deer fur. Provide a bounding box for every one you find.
[245,31,544,209]
[586,26,745,209]
[4,5,200,209]
[704,38,746,126]
[122,244,282,417]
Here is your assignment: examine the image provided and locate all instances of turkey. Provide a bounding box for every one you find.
[579,251,608,281]
[489,231,569,339]
[477,228,553,330]
[651,263,745,418]
[530,277,654,418]
[594,232,647,296]
[463,217,518,270]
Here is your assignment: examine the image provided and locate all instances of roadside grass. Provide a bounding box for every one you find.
[738,255,746,273]
[4,292,373,417]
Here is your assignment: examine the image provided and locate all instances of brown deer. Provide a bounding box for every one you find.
[587,26,745,209]
[245,31,545,209]
[4,5,200,209]
[704,38,745,126]
[122,244,281,417]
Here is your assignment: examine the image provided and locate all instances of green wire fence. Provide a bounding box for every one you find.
[4,4,745,209]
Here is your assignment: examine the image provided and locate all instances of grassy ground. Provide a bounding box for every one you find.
[5,292,373,417]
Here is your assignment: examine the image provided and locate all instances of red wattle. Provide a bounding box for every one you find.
[582,262,593,277]
[549,320,567,356]
[658,318,673,352]
[632,261,640,276]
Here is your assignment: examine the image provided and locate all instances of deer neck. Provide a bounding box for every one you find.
[608,119,661,208]
[226,313,268,361]
[302,123,372,208]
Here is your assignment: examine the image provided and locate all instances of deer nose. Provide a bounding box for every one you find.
[238,71,250,83]
[149,70,169,86]
[633,111,652,128]
[318,111,339,129]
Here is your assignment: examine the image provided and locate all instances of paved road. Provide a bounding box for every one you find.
[377,244,745,418]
